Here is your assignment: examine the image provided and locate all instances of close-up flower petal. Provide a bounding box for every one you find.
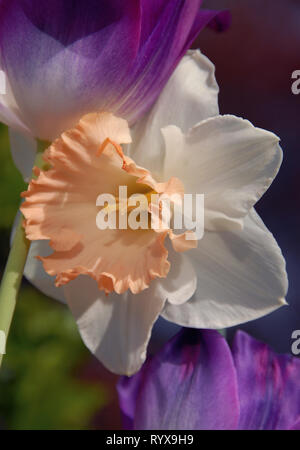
[118,328,240,429]
[64,274,167,376]
[118,328,300,430]
[162,210,288,329]
[162,115,283,231]
[233,330,300,430]
[63,247,197,374]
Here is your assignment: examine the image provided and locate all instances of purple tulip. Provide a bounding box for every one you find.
[118,329,300,430]
[0,0,229,141]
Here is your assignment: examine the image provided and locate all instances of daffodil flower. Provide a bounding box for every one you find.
[18,50,288,375]
[0,0,228,178]
[118,329,300,430]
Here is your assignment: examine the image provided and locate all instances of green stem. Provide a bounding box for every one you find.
[0,142,47,367]
[0,214,30,366]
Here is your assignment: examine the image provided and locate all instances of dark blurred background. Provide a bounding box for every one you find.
[198,0,300,352]
[0,0,299,429]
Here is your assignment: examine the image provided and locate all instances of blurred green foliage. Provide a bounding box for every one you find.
[0,288,107,429]
[0,123,108,429]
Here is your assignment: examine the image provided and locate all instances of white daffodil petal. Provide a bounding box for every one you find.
[24,240,66,303]
[63,276,167,376]
[162,115,282,230]
[157,249,197,305]
[128,49,219,176]
[161,209,288,329]
[9,128,37,181]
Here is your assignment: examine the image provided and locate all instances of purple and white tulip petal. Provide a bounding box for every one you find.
[117,329,240,430]
[118,329,300,430]
[116,1,226,124]
[0,0,227,140]
[232,330,300,430]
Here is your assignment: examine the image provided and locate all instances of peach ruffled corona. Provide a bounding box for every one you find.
[21,112,195,295]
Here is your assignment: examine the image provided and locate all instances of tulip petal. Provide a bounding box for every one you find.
[162,209,288,328]
[118,329,240,430]
[0,1,222,140]
[289,419,300,430]
[63,275,166,375]
[162,115,283,231]
[129,50,219,175]
[117,368,143,430]
[232,331,300,430]
[0,0,141,139]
